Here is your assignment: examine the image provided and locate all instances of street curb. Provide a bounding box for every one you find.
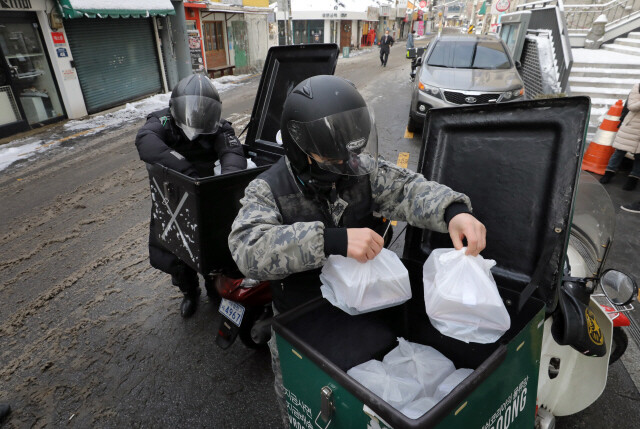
[621,328,640,393]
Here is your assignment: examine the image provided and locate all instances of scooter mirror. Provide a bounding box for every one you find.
[600,269,638,306]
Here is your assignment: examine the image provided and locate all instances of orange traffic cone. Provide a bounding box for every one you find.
[582,100,624,175]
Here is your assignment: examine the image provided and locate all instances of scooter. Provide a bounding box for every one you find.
[535,172,638,428]
[213,274,273,350]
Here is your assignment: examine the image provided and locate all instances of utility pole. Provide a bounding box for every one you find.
[287,0,293,44]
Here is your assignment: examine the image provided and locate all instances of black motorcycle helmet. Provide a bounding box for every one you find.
[170,74,222,141]
[280,75,378,177]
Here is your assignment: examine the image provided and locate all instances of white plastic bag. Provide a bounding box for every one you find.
[423,248,510,343]
[400,396,438,419]
[320,248,411,315]
[347,360,423,410]
[433,368,474,401]
[382,337,455,397]
[213,158,257,175]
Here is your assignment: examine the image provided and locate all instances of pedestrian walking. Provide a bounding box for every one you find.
[406,30,415,49]
[600,83,640,191]
[379,30,394,67]
[228,75,486,427]
[135,74,247,318]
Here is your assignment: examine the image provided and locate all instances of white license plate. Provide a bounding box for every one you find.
[218,298,245,327]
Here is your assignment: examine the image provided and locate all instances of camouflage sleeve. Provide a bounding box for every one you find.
[228,179,327,280]
[371,159,472,233]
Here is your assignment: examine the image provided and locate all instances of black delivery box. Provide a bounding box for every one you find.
[273,97,590,428]
[145,44,339,276]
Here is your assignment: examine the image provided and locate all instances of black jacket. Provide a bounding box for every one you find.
[379,35,394,51]
[135,107,246,177]
[136,107,247,279]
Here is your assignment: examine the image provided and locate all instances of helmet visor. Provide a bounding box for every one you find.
[171,95,222,140]
[286,106,378,176]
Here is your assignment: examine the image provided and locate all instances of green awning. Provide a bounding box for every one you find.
[58,0,176,19]
[477,1,487,16]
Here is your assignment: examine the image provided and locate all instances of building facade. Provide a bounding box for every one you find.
[0,0,275,140]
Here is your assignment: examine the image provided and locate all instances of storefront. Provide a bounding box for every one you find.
[57,0,173,114]
[292,20,324,44]
[201,3,273,75]
[0,4,66,138]
[277,10,367,48]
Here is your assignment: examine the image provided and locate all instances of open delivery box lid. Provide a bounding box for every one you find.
[403,96,591,312]
[272,97,590,429]
[145,44,339,276]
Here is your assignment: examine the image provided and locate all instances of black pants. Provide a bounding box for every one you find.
[148,216,199,294]
[380,47,390,65]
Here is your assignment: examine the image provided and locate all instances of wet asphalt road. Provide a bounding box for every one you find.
[1,34,640,428]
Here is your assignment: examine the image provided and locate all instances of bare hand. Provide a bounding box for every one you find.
[448,213,487,256]
[347,228,384,263]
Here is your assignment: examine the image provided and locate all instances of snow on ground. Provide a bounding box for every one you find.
[572,48,640,64]
[340,47,374,59]
[64,93,171,133]
[1,74,252,173]
[210,73,253,93]
[0,140,44,172]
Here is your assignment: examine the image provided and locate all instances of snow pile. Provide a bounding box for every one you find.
[210,74,253,93]
[573,48,640,65]
[292,0,379,12]
[68,0,173,11]
[340,47,374,59]
[0,140,44,172]
[530,34,561,94]
[64,93,171,133]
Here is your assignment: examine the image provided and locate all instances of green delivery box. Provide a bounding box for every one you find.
[273,97,590,428]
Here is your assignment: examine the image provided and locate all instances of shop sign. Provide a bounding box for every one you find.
[187,30,204,73]
[366,6,379,21]
[51,32,66,44]
[321,12,347,18]
[56,47,68,58]
[0,0,33,9]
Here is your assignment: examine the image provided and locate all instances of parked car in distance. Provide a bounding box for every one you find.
[408,34,524,133]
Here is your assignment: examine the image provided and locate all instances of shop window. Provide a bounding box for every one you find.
[204,21,224,51]
[0,19,64,126]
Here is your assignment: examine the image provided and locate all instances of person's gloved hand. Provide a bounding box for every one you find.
[448,213,486,256]
[347,228,384,263]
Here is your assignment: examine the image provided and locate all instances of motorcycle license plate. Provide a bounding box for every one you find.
[219,298,245,327]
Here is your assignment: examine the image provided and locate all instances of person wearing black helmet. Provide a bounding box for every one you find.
[228,75,486,424]
[136,74,247,318]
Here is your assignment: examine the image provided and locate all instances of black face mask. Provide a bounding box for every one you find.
[308,161,342,185]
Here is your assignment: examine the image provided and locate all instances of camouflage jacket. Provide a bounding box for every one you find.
[228,158,471,280]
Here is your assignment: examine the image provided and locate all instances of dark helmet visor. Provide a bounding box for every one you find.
[286,106,378,176]
[171,95,222,140]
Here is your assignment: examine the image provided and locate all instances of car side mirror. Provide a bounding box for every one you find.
[515,60,522,69]
[416,57,423,67]
[600,269,638,306]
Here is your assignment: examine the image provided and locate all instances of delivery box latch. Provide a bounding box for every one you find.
[315,386,334,428]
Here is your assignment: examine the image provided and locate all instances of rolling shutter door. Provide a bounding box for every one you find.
[64,18,162,114]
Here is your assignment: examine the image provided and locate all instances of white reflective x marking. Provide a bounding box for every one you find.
[162,192,188,240]
[151,177,194,261]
